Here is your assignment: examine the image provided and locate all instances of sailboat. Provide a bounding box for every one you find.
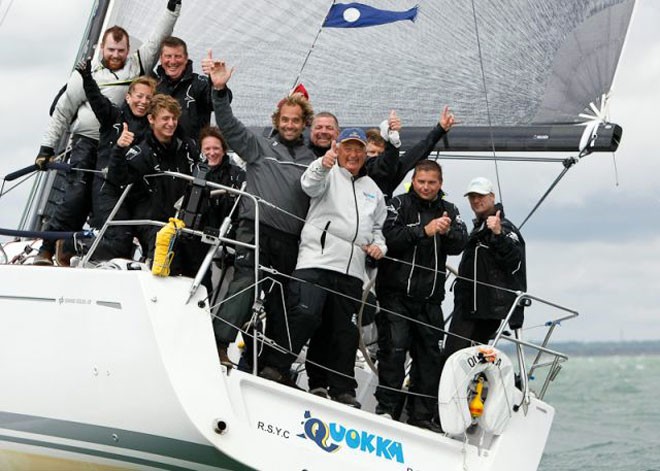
[0,1,636,469]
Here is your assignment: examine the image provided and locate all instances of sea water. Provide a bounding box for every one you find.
[539,354,660,471]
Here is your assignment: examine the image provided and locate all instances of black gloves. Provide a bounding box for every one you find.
[167,0,181,12]
[35,146,55,170]
[75,58,92,79]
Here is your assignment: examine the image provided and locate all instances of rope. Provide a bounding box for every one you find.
[469,0,504,206]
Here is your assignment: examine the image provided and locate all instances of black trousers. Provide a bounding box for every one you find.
[213,221,299,353]
[264,268,363,397]
[375,294,444,421]
[42,135,98,252]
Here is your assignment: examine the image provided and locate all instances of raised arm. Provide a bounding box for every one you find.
[397,105,456,180]
[203,51,264,163]
[76,59,117,131]
[137,0,181,74]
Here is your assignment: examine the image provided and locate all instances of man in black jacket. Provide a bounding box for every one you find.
[107,94,199,270]
[375,160,467,431]
[437,176,527,402]
[154,36,214,143]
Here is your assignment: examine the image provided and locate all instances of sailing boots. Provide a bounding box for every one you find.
[33,249,54,266]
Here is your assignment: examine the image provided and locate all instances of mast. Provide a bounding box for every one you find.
[22,0,111,232]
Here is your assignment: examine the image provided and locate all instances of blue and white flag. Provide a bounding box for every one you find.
[323,3,418,28]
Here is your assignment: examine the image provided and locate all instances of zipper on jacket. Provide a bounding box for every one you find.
[320,220,331,253]
[347,178,360,275]
[428,233,439,298]
[406,246,418,295]
[473,242,489,312]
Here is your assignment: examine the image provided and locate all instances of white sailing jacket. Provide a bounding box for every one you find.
[296,158,387,281]
[41,6,179,149]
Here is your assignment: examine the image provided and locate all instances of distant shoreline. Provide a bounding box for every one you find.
[530,340,660,357]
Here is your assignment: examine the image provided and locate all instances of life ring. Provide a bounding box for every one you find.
[438,345,516,435]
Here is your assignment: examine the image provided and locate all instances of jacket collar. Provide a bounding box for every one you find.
[156,60,194,86]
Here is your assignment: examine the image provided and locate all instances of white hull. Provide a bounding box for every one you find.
[0,265,554,470]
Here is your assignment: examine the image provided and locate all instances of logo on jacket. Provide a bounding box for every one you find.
[362,191,376,200]
[184,84,196,108]
[125,147,141,161]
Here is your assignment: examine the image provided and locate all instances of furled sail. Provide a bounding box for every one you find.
[102,0,634,145]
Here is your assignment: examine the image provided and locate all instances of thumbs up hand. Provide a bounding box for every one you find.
[117,122,134,148]
[388,109,402,132]
[486,209,502,235]
[322,140,338,169]
[424,211,452,236]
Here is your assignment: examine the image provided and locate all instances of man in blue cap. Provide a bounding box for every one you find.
[260,128,387,408]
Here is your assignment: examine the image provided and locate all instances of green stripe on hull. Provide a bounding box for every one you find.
[0,411,253,470]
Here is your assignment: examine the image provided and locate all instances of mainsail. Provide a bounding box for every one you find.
[20,0,636,231]
[100,0,635,134]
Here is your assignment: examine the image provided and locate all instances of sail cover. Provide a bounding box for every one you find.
[103,0,634,128]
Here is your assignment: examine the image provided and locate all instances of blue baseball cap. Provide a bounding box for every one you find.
[337,127,367,146]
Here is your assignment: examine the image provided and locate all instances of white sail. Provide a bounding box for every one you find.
[103,0,635,127]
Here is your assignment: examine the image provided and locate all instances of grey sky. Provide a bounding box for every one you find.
[0,0,657,342]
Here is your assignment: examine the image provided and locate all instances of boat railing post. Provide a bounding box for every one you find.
[538,356,562,401]
[185,238,222,304]
[490,292,579,399]
[514,328,530,413]
[528,322,559,379]
[251,202,260,376]
[81,183,133,266]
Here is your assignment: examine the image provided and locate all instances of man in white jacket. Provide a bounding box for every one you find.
[34,0,181,265]
[260,128,387,408]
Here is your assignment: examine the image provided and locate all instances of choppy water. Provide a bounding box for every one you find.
[539,355,660,471]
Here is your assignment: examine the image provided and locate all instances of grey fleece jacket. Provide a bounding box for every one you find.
[212,88,317,236]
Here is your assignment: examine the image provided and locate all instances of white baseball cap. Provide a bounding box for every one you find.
[464,177,494,196]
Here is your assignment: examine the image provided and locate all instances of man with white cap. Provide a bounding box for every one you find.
[438,177,526,379]
[259,128,387,408]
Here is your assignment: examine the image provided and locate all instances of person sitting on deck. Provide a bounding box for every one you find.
[259,128,387,408]
[33,0,182,266]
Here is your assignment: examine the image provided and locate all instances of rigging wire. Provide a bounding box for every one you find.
[290,0,336,90]
[611,151,620,186]
[469,0,504,205]
[518,157,578,230]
